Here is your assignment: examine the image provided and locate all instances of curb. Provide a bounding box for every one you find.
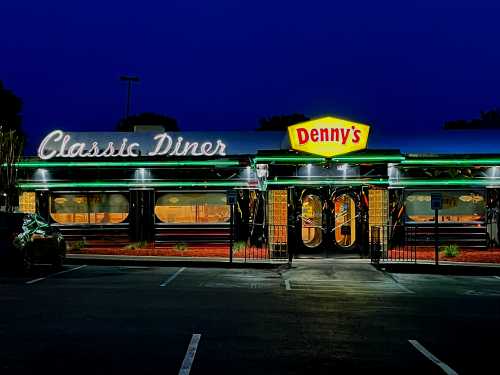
[374,262,500,276]
[65,254,283,269]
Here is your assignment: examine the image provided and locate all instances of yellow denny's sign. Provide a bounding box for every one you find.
[287,117,370,157]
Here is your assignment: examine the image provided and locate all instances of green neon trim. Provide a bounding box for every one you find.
[390,179,500,187]
[265,178,388,186]
[253,156,326,163]
[401,159,500,166]
[330,156,404,162]
[17,180,248,189]
[253,155,404,164]
[11,160,240,168]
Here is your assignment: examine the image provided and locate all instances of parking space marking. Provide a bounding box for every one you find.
[160,267,186,287]
[285,279,291,291]
[25,265,87,285]
[179,334,201,375]
[493,276,500,281]
[409,340,458,375]
[284,279,414,294]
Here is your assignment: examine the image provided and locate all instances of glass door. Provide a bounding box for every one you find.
[333,193,358,250]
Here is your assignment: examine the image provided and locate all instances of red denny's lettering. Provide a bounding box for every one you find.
[296,126,362,145]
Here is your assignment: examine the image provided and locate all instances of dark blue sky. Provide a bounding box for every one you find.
[2,1,500,151]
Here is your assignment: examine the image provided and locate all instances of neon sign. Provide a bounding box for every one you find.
[37,130,227,160]
[288,117,370,157]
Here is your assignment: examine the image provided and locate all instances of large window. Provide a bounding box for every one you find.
[155,192,230,224]
[50,193,129,225]
[405,190,485,223]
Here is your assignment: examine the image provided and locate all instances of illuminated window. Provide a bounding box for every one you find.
[50,193,129,224]
[369,189,388,243]
[19,192,36,213]
[334,194,356,248]
[155,193,230,224]
[405,190,485,223]
[302,194,323,248]
[268,190,288,246]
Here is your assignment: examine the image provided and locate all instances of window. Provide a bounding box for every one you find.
[19,192,36,213]
[405,190,485,223]
[267,190,288,246]
[50,193,129,224]
[334,194,356,248]
[301,194,323,248]
[155,193,230,224]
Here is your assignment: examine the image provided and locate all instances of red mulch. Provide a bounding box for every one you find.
[70,244,267,258]
[390,247,500,263]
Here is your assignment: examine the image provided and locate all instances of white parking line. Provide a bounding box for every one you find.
[26,265,87,285]
[285,279,291,291]
[160,267,186,287]
[179,334,201,375]
[409,340,458,375]
[493,276,500,280]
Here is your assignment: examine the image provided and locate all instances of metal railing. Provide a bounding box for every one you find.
[370,225,417,263]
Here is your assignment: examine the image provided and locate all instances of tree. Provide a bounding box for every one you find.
[116,112,179,132]
[0,131,24,212]
[0,80,23,135]
[0,81,24,212]
[444,109,500,129]
[257,113,310,131]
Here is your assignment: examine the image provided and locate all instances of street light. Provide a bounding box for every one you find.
[120,75,140,119]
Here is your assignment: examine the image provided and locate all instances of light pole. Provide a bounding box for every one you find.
[120,75,140,118]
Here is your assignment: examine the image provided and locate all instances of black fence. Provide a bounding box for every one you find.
[370,225,417,263]
[232,224,289,262]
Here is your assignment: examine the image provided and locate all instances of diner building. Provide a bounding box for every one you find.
[13,117,500,259]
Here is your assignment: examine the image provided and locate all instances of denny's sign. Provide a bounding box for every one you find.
[287,117,370,157]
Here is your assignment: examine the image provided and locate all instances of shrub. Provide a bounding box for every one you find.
[440,244,460,257]
[68,240,86,252]
[124,241,148,250]
[174,242,188,252]
[232,241,246,254]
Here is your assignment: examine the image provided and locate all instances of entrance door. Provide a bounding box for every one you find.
[296,188,360,256]
[332,193,358,251]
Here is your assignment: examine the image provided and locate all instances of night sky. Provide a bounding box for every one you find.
[2,1,500,152]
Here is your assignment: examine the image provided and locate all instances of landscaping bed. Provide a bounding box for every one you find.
[388,247,500,263]
[68,243,268,258]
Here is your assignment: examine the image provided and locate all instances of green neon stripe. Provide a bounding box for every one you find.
[253,156,326,163]
[390,179,500,187]
[12,160,240,168]
[265,178,388,186]
[401,159,500,166]
[17,180,249,189]
[253,155,404,163]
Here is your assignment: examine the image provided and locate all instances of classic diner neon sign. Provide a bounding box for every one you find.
[287,117,370,157]
[37,130,227,160]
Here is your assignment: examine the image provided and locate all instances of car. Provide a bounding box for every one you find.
[0,212,66,272]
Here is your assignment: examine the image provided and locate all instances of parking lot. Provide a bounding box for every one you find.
[1,260,500,374]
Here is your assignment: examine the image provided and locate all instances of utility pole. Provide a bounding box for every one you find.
[120,75,140,118]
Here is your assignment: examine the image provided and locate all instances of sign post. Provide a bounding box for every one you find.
[431,193,443,266]
[227,190,238,264]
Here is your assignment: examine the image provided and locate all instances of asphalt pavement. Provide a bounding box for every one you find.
[1,260,499,374]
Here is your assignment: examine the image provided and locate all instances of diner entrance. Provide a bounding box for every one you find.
[297,187,362,257]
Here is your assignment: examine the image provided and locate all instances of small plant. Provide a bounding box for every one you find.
[69,240,86,252]
[440,244,460,257]
[174,242,188,252]
[124,241,148,250]
[232,241,246,254]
